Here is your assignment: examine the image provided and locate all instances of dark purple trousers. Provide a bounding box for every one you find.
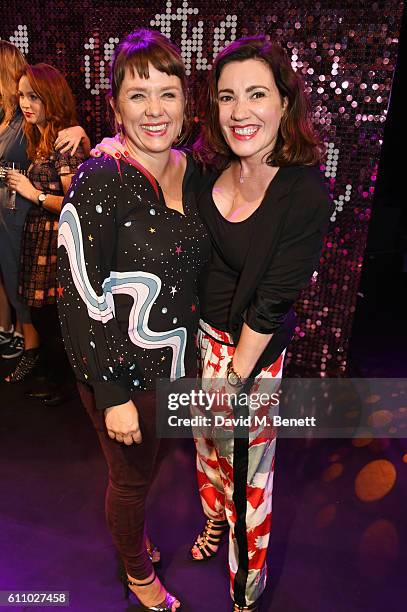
[78,382,161,579]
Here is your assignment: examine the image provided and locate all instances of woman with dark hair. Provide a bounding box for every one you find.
[189,36,331,611]
[0,41,88,380]
[91,34,331,612]
[5,63,86,391]
[57,29,209,610]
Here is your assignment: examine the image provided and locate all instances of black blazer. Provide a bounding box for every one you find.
[199,164,333,376]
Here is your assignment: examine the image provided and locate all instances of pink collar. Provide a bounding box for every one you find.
[114,155,160,200]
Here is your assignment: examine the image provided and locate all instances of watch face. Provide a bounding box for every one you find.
[227,371,240,386]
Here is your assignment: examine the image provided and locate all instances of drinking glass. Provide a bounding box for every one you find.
[0,161,22,210]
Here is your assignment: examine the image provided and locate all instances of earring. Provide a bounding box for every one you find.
[116,122,125,142]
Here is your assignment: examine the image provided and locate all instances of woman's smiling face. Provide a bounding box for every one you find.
[217,58,287,162]
[111,62,185,158]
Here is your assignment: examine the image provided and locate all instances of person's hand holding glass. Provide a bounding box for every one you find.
[5,164,38,207]
[0,161,21,210]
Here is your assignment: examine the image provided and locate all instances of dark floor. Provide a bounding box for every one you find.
[0,259,406,612]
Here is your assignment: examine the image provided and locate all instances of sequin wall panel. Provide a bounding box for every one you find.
[2,0,404,375]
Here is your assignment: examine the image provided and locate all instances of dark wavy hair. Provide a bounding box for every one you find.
[108,28,191,141]
[193,35,323,170]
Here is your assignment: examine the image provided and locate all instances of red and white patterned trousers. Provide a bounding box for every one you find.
[194,319,285,607]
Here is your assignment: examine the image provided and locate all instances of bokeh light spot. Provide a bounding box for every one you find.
[322,462,344,482]
[365,394,381,404]
[352,437,373,447]
[367,410,393,428]
[355,460,396,502]
[329,453,341,462]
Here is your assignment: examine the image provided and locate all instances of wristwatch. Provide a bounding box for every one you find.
[38,192,47,207]
[226,359,246,387]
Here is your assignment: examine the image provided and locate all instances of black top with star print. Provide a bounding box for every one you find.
[57,153,210,411]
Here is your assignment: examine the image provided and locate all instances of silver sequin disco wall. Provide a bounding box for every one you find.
[1,0,404,376]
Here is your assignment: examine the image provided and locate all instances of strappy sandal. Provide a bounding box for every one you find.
[123,571,180,611]
[146,535,161,565]
[5,349,40,383]
[190,518,228,562]
[232,602,259,611]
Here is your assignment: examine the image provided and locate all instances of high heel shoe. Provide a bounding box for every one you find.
[5,348,40,383]
[121,570,180,611]
[190,517,228,562]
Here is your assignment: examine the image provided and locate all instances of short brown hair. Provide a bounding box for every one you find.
[194,36,323,170]
[109,29,190,139]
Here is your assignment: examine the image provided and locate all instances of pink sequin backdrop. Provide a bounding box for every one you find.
[2,0,404,375]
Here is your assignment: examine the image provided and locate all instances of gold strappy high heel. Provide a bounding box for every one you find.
[190,517,228,562]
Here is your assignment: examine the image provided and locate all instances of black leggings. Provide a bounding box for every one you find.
[78,382,161,579]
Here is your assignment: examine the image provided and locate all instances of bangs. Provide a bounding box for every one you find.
[125,46,184,82]
[110,30,187,100]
